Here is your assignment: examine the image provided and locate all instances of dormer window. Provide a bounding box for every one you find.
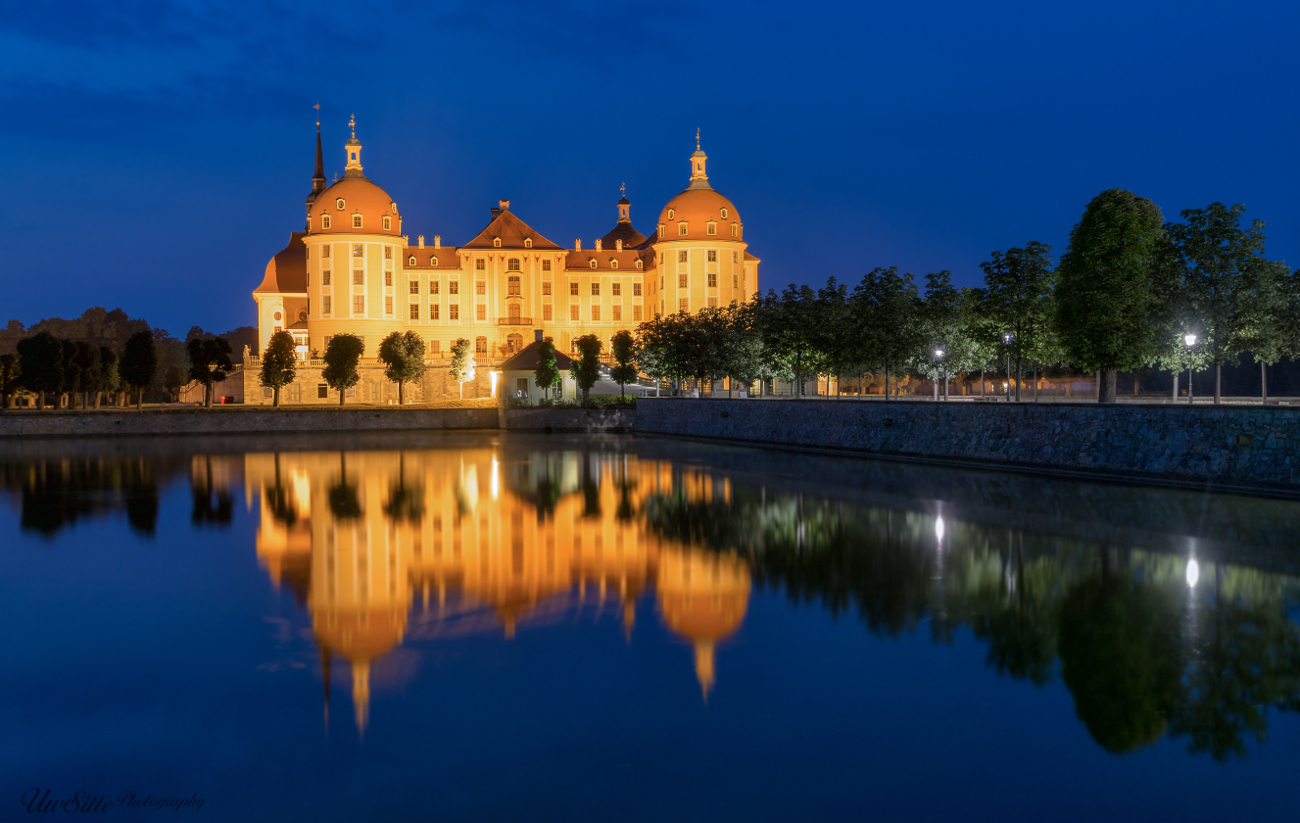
[706,221,717,236]
[382,216,391,230]
[323,216,331,229]
[678,222,688,236]
[590,259,597,269]
[610,259,618,269]
[430,256,438,266]
[493,237,501,248]
[390,202,397,213]
[658,224,665,239]
[336,198,346,210]
[353,215,363,229]
[524,238,532,248]
[731,224,738,238]
[720,208,728,219]
[667,209,675,220]
[635,259,643,269]
[408,255,416,265]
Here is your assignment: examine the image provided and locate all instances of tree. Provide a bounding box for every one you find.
[534,336,562,400]
[449,338,474,399]
[1164,203,1289,404]
[851,268,923,400]
[569,334,602,404]
[976,242,1056,401]
[764,285,824,397]
[259,330,298,408]
[17,332,63,410]
[812,278,858,397]
[186,337,235,407]
[120,329,158,410]
[1054,189,1166,403]
[163,365,188,403]
[0,353,20,409]
[322,334,364,406]
[610,330,637,397]
[97,346,119,408]
[378,330,426,405]
[70,341,102,409]
[911,271,983,399]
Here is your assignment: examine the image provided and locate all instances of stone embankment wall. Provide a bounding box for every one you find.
[0,407,499,438]
[503,407,634,432]
[634,398,1300,493]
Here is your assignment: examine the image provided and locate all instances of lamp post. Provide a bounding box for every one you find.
[1002,332,1014,401]
[934,349,947,401]
[1184,333,1197,405]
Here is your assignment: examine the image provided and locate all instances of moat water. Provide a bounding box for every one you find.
[2,432,1298,821]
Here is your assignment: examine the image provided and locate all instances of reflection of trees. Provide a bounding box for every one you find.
[580,456,601,519]
[383,454,424,524]
[191,455,233,527]
[265,453,297,527]
[0,456,169,537]
[327,453,361,521]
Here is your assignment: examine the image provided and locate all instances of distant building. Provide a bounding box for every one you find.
[247,119,759,404]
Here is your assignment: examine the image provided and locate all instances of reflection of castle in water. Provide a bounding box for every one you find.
[246,447,749,731]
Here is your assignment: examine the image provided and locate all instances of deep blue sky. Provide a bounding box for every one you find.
[3,0,1298,335]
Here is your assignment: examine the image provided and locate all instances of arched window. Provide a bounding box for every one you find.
[475,336,487,354]
[493,238,501,248]
[590,259,597,269]
[731,224,738,238]
[667,209,675,220]
[658,224,664,239]
[507,332,523,352]
[610,259,619,269]
[430,256,438,266]
[408,255,416,265]
[720,208,728,219]
[524,238,532,248]
[635,259,643,269]
[507,258,520,271]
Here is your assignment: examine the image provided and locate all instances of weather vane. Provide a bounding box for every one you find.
[349,113,356,138]
[620,182,626,198]
[313,102,320,126]
[696,128,700,150]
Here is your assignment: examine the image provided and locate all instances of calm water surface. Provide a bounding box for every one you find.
[2,432,1298,821]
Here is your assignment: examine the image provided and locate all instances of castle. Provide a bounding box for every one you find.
[247,118,759,404]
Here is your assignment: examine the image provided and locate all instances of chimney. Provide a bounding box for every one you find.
[595,239,602,252]
[434,235,441,249]
[575,239,581,251]
[499,199,510,211]
[418,235,425,248]
[490,207,500,217]
[534,330,543,342]
[616,239,622,252]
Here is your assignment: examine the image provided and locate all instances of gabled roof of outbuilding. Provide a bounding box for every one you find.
[498,340,573,371]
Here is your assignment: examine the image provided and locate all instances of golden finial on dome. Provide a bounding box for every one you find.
[313,101,320,127]
[696,128,700,150]
[620,181,626,198]
[349,114,356,139]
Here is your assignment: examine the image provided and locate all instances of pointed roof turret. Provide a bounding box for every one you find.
[599,183,647,249]
[687,128,711,191]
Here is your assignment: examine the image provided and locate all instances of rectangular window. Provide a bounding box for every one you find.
[476,304,486,321]
[318,384,328,399]
[633,305,642,321]
[678,223,688,236]
[732,251,738,263]
[679,273,688,288]
[384,246,392,260]
[591,305,601,321]
[633,282,642,297]
[475,337,487,354]
[476,281,485,295]
[508,276,520,295]
[707,223,716,236]
[733,275,738,288]
[385,296,393,315]
[570,305,579,321]
[678,251,688,264]
[409,303,420,320]
[475,259,486,271]
[569,282,579,296]
[429,340,440,354]
[543,305,552,321]
[708,272,717,288]
[353,244,364,258]
[449,280,459,295]
[542,260,551,272]
[450,303,460,320]
[352,215,362,229]
[323,295,332,314]
[612,305,621,322]
[678,298,688,312]
[708,297,718,308]
[431,280,440,295]
[431,303,440,320]
[322,245,330,259]
[385,271,393,287]
[542,282,552,296]
[731,224,738,237]
[591,283,600,296]
[612,281,621,296]
[708,250,717,262]
[323,270,331,285]
[353,295,365,315]
[409,280,419,294]
[353,270,364,286]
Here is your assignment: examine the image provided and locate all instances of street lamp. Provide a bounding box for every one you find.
[934,348,946,401]
[1184,333,1197,405]
[1002,331,1015,401]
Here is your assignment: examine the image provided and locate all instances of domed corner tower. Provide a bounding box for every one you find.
[298,116,408,361]
[647,132,759,320]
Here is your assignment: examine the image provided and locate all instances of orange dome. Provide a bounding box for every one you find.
[658,188,742,242]
[659,590,749,642]
[313,608,407,661]
[308,175,402,236]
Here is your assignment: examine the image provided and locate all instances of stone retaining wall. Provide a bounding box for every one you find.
[0,407,499,438]
[503,407,634,432]
[633,398,1300,492]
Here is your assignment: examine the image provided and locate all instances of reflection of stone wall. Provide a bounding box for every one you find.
[0,407,499,437]
[635,398,1300,493]
[504,407,634,431]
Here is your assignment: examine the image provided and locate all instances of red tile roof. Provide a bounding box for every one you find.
[254,233,307,294]
[462,208,563,250]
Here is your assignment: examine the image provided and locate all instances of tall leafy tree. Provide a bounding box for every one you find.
[1054,189,1166,403]
[97,346,119,408]
[448,337,474,399]
[163,365,188,403]
[186,337,235,407]
[16,332,62,409]
[259,330,298,407]
[569,334,603,404]
[70,341,102,409]
[322,334,364,405]
[763,285,824,397]
[0,353,20,409]
[912,272,983,399]
[533,336,562,400]
[120,329,158,410]
[378,330,427,405]
[1164,203,1289,404]
[609,329,637,397]
[851,267,922,400]
[812,278,858,397]
[976,242,1056,401]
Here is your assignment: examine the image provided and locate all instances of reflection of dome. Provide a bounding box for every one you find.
[657,548,751,700]
[314,608,408,733]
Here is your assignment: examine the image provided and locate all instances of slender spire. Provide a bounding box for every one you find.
[306,105,327,223]
[687,132,711,191]
[696,128,700,150]
[344,114,364,177]
[321,645,332,732]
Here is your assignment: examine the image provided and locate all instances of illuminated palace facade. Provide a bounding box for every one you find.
[248,120,759,403]
[239,446,751,732]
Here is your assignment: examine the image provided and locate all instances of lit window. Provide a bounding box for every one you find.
[449,280,459,295]
[708,250,717,262]
[508,258,520,271]
[570,305,579,321]
[679,273,688,288]
[635,259,643,269]
[633,282,642,296]
[720,208,728,219]
[431,303,440,320]
[591,283,600,296]
[323,296,332,314]
[353,270,364,285]
[384,271,392,287]
[476,304,485,321]
[353,244,363,258]
[678,298,688,312]
[592,305,601,321]
[633,305,642,321]
[706,222,716,236]
[323,216,331,229]
[667,209,675,220]
[450,303,460,320]
[323,271,331,285]
[322,245,331,259]
[475,336,487,354]
[508,275,520,295]
[678,222,688,236]
[385,296,393,315]
[612,282,621,296]
[475,281,485,295]
[543,305,552,321]
[612,305,621,322]
[611,259,618,269]
[408,255,416,265]
[353,295,365,314]
[493,238,501,248]
[524,238,532,248]
[570,282,579,295]
[542,260,551,272]
[336,198,345,210]
[409,280,419,294]
[542,282,552,295]
[383,216,391,230]
[410,303,420,320]
[476,259,486,271]
[431,280,440,295]
[708,272,717,287]
[353,215,363,228]
[731,224,738,238]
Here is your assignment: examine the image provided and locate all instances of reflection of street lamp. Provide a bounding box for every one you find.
[934,348,946,401]
[1186,558,1200,588]
[1184,333,1197,405]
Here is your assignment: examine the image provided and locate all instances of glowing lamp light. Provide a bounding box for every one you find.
[935,516,945,543]
[1186,558,1200,588]
[1184,333,1198,347]
[489,370,501,398]
[935,349,945,358]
